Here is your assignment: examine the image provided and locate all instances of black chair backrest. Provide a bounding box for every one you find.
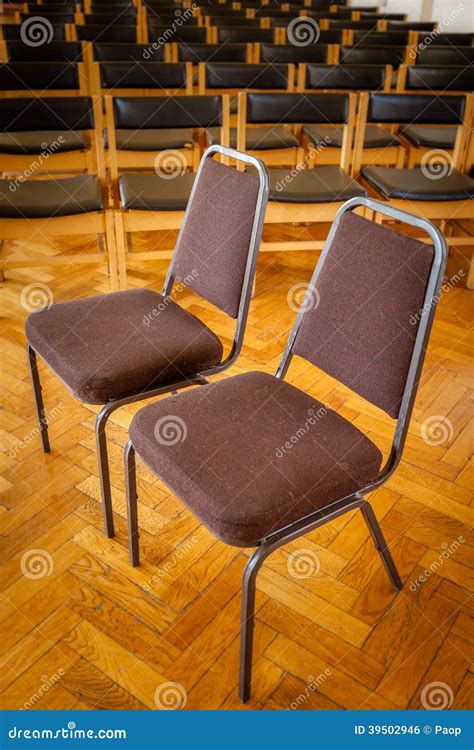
[178,43,247,63]
[93,42,164,62]
[417,47,474,66]
[200,7,247,15]
[419,33,473,46]
[362,12,405,20]
[0,96,94,132]
[403,66,474,92]
[208,16,261,26]
[353,30,409,45]
[6,40,82,62]
[204,63,290,90]
[26,2,76,9]
[2,23,66,41]
[340,45,406,67]
[366,93,466,124]
[387,21,436,30]
[82,12,138,24]
[76,25,138,42]
[20,11,74,22]
[113,94,223,129]
[0,62,80,90]
[246,92,350,124]
[145,13,200,25]
[217,27,274,43]
[305,64,388,90]
[147,25,206,43]
[260,43,329,64]
[100,62,187,90]
[328,19,379,29]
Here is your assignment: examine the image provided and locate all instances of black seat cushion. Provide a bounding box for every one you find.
[362,166,474,201]
[26,289,223,403]
[400,125,457,149]
[303,124,400,148]
[206,125,299,150]
[0,175,103,218]
[119,172,195,211]
[113,128,194,151]
[129,371,382,546]
[265,166,367,203]
[0,130,86,154]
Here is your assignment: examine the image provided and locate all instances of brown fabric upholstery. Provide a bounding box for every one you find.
[26,289,223,404]
[129,371,383,546]
[293,211,434,418]
[172,158,261,318]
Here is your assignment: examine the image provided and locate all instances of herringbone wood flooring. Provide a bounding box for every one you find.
[1,224,473,711]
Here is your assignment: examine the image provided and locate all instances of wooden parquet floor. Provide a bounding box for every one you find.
[1,225,473,711]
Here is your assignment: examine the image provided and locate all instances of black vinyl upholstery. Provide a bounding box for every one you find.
[113,95,222,129]
[119,172,195,210]
[0,175,104,218]
[362,167,474,201]
[246,93,349,124]
[0,97,94,132]
[205,63,289,90]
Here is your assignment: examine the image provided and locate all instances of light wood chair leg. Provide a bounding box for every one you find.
[113,210,128,290]
[105,211,120,292]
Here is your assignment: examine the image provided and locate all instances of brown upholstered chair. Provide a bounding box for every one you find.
[26,144,268,544]
[124,196,447,701]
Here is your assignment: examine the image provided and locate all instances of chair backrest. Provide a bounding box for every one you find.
[217,27,275,44]
[339,45,407,67]
[399,65,474,93]
[364,92,467,125]
[353,30,409,45]
[0,62,84,92]
[148,24,206,43]
[82,12,138,24]
[244,91,352,125]
[259,43,330,64]
[201,63,292,92]
[416,46,474,66]
[301,63,390,91]
[97,61,190,93]
[111,93,224,130]
[328,19,379,29]
[75,24,139,42]
[388,21,436,30]
[167,146,268,322]
[20,11,75,22]
[417,33,473,46]
[207,16,260,26]
[2,23,67,41]
[92,42,164,61]
[0,96,95,132]
[6,40,82,62]
[177,42,248,63]
[286,202,445,421]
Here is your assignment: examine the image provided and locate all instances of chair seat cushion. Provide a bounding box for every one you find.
[206,125,299,150]
[400,124,457,149]
[129,371,383,546]
[109,128,194,151]
[362,166,474,201]
[0,175,103,218]
[0,130,86,154]
[266,166,367,203]
[303,124,400,148]
[119,172,195,211]
[26,289,223,403]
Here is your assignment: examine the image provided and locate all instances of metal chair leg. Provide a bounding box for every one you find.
[26,344,50,454]
[360,501,403,591]
[124,440,139,567]
[95,403,117,538]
